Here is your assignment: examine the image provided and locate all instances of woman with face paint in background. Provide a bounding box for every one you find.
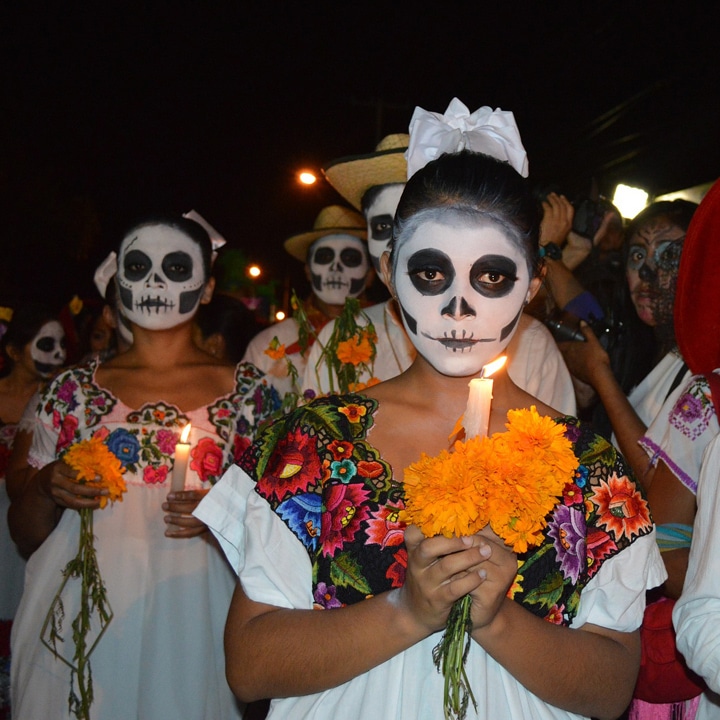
[195,149,664,720]
[559,199,712,719]
[7,215,277,720]
[0,302,66,719]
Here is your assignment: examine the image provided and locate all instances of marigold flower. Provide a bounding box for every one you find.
[265,336,287,360]
[64,436,127,508]
[336,333,374,366]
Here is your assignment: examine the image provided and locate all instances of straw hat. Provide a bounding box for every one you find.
[675,178,720,375]
[284,205,366,263]
[323,134,409,211]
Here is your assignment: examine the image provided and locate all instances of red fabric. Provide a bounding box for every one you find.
[634,596,706,703]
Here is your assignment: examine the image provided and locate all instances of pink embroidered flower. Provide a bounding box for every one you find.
[190,437,224,483]
[143,465,169,485]
[233,434,251,462]
[156,429,179,455]
[320,482,371,557]
[92,426,110,442]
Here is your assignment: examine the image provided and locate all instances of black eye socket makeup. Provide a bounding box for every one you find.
[470,255,518,298]
[407,249,455,295]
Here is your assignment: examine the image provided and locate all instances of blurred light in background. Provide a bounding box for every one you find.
[247,264,261,279]
[298,170,317,185]
[275,310,286,321]
[612,183,649,219]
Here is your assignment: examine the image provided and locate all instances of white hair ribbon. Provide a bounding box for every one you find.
[183,209,227,262]
[94,251,118,298]
[406,98,529,179]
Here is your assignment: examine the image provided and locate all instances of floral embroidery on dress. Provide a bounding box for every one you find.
[245,401,654,626]
[38,359,274,488]
[669,375,714,441]
[0,422,18,477]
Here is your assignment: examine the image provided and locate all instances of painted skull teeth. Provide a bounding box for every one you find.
[136,296,177,313]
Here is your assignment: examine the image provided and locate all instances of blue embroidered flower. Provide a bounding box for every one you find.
[106,428,141,466]
[276,492,322,551]
[573,464,589,488]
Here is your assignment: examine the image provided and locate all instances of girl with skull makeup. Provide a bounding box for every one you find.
[8,216,276,720]
[0,302,66,718]
[195,150,664,720]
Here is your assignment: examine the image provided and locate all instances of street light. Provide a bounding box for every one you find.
[298,170,317,185]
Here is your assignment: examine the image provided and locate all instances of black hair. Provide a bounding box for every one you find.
[120,214,214,279]
[361,183,405,217]
[194,294,261,364]
[626,199,698,241]
[391,150,541,275]
[0,302,59,376]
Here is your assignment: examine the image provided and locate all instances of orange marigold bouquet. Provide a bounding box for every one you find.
[402,406,577,720]
[41,436,127,720]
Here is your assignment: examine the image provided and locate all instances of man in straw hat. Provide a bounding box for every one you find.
[242,205,371,397]
[303,104,576,415]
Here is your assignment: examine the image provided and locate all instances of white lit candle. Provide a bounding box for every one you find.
[463,356,507,439]
[171,423,192,492]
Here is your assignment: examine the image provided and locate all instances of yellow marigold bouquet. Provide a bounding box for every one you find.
[402,406,577,720]
[41,436,127,720]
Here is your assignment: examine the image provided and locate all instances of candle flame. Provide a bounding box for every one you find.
[180,423,192,443]
[481,355,507,379]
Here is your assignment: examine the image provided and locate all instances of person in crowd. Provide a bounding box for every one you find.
[537,193,657,436]
[242,205,372,398]
[559,198,712,718]
[193,292,262,365]
[559,199,699,487]
[0,302,66,719]
[196,142,664,719]
[660,178,720,720]
[7,214,277,720]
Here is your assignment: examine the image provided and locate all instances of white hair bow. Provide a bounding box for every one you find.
[406,98,529,179]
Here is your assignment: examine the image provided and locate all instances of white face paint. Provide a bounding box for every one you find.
[117,225,207,330]
[308,234,370,306]
[31,321,66,377]
[364,184,405,274]
[393,219,532,377]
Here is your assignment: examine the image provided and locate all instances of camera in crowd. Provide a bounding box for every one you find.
[544,310,623,352]
[571,196,617,240]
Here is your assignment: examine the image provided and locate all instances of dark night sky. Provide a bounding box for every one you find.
[1,1,718,310]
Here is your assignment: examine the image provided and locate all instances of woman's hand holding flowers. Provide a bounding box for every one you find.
[38,459,109,510]
[400,524,487,637]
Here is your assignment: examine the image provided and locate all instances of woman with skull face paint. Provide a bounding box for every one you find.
[0,302,66,718]
[195,150,664,720]
[8,216,276,720]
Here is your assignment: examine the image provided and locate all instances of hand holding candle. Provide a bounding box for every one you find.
[463,356,507,439]
[171,423,191,492]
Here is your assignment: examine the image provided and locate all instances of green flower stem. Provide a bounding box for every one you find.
[432,594,477,720]
[41,507,113,720]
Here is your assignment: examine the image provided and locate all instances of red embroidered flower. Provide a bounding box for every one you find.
[190,437,224,483]
[257,428,321,502]
[328,440,354,461]
[365,502,406,548]
[143,464,169,485]
[586,527,618,578]
[562,482,583,506]
[357,460,384,479]
[233,434,251,462]
[545,604,565,625]
[57,414,79,452]
[589,472,650,540]
[386,548,407,587]
[320,482,371,557]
